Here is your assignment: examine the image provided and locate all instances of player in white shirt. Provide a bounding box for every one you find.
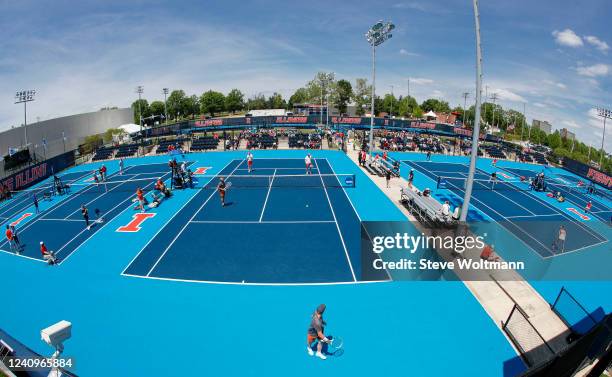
[246,151,254,173]
[305,154,313,175]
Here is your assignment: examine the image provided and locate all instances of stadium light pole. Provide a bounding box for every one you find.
[459,0,483,223]
[462,92,469,127]
[596,106,611,167]
[389,84,394,117]
[136,86,144,155]
[15,90,36,149]
[163,88,169,124]
[365,20,395,161]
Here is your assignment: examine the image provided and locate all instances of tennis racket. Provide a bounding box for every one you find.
[224,181,232,190]
[328,336,343,349]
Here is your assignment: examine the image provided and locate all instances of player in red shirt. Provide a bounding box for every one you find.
[40,241,57,264]
[100,165,107,181]
[585,201,592,214]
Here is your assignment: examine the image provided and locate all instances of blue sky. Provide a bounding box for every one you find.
[0,0,610,150]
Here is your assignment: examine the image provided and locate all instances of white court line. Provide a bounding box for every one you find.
[324,158,393,282]
[405,161,555,258]
[0,248,46,263]
[258,169,276,222]
[145,160,245,277]
[122,272,389,286]
[504,214,562,220]
[315,159,357,282]
[0,169,93,219]
[0,167,135,250]
[63,173,144,219]
[57,168,177,264]
[190,220,336,224]
[119,160,236,275]
[38,218,84,222]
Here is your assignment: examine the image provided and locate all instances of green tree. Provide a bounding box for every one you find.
[353,78,371,116]
[82,134,103,154]
[420,98,450,113]
[267,92,286,109]
[149,101,165,117]
[183,95,199,119]
[547,131,562,149]
[397,96,419,117]
[305,72,336,105]
[288,88,309,108]
[103,128,126,143]
[200,90,226,116]
[167,90,186,120]
[382,94,399,116]
[225,89,245,113]
[334,79,353,115]
[131,99,150,124]
[246,93,267,110]
[412,105,423,118]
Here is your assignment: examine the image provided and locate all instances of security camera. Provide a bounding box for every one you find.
[41,320,71,351]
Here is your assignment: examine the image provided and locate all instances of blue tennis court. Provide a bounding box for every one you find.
[402,160,607,258]
[123,158,364,284]
[0,162,177,262]
[498,166,612,224]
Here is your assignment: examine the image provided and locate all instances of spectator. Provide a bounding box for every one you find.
[480,244,500,262]
[441,200,451,220]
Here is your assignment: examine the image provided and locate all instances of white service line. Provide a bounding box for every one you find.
[57,169,175,264]
[259,169,276,222]
[62,173,144,219]
[190,220,336,224]
[315,159,357,282]
[119,160,236,275]
[145,160,245,277]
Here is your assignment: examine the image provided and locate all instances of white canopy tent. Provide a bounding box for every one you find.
[424,110,437,119]
[118,123,140,134]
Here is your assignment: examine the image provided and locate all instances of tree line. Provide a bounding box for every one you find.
[131,71,610,173]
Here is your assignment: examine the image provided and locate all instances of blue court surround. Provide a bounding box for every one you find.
[401,160,606,258]
[6,150,608,376]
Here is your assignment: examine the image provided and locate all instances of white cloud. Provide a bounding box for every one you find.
[584,35,609,53]
[543,80,567,89]
[408,77,434,85]
[399,48,419,57]
[393,2,426,11]
[562,120,582,129]
[493,88,526,103]
[576,64,610,77]
[534,102,547,108]
[552,29,583,47]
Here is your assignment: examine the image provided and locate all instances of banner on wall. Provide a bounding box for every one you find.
[0,151,75,193]
[563,157,611,188]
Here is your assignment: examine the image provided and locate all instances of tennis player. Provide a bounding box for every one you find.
[585,201,592,214]
[307,304,330,360]
[136,188,146,212]
[305,154,313,175]
[119,158,125,175]
[246,151,254,173]
[81,204,90,230]
[489,171,498,188]
[217,177,227,207]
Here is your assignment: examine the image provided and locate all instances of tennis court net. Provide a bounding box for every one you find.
[200,173,356,189]
[436,176,582,192]
[10,173,357,194]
